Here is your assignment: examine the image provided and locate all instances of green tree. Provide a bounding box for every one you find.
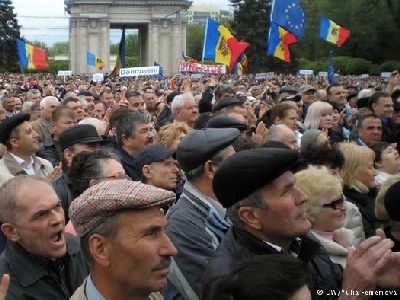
[0,0,20,72]
[186,24,204,61]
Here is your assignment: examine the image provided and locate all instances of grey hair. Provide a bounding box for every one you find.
[266,125,292,143]
[40,96,58,110]
[228,188,267,229]
[26,89,41,101]
[0,176,50,223]
[116,112,149,146]
[22,101,34,113]
[80,214,119,265]
[171,93,195,117]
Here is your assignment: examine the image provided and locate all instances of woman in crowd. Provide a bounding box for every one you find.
[304,101,344,143]
[155,122,190,149]
[339,143,382,238]
[371,142,400,187]
[296,167,355,267]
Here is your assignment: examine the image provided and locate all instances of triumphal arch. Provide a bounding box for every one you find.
[67,0,190,75]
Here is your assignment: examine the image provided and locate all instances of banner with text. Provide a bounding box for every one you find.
[119,66,160,77]
[178,61,226,74]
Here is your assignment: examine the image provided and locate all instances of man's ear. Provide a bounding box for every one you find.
[142,165,153,179]
[204,160,214,180]
[237,207,263,231]
[89,234,111,267]
[1,223,20,242]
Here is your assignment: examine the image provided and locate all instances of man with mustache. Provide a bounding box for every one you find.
[69,180,177,300]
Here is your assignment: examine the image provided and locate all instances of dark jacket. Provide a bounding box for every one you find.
[0,235,89,300]
[115,147,140,181]
[53,172,73,222]
[203,227,343,300]
[37,137,62,167]
[344,187,382,238]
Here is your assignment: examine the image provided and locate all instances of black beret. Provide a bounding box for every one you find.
[0,113,30,144]
[207,115,247,132]
[212,97,244,113]
[279,86,298,94]
[177,128,240,173]
[213,148,299,207]
[59,124,106,151]
[134,144,176,176]
[384,180,400,221]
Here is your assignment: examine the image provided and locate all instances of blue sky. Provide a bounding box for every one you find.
[12,0,230,46]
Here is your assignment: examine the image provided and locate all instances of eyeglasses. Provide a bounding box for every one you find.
[101,174,131,181]
[322,195,346,210]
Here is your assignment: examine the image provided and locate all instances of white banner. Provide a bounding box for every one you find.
[92,73,104,82]
[361,74,370,79]
[119,66,160,77]
[381,72,392,78]
[256,72,275,80]
[57,70,72,76]
[318,71,328,77]
[299,69,314,76]
[178,61,226,74]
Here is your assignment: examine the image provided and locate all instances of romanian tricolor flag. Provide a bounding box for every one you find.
[16,39,48,69]
[267,23,298,63]
[202,18,249,71]
[319,17,350,47]
[182,51,197,63]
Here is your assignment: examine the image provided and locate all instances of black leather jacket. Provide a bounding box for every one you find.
[0,235,89,300]
[203,226,343,300]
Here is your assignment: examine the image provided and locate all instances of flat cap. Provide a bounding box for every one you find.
[0,113,30,144]
[59,124,105,151]
[134,144,176,176]
[298,85,316,95]
[207,115,247,132]
[69,180,176,236]
[279,86,298,94]
[177,128,240,173]
[213,148,299,207]
[212,97,244,113]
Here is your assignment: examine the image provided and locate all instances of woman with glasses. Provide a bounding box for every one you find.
[296,167,355,267]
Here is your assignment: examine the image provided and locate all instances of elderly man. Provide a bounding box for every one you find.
[126,90,146,114]
[265,125,298,151]
[171,94,199,128]
[164,128,239,300]
[69,180,177,300]
[134,144,179,192]
[31,96,60,143]
[0,113,54,187]
[1,95,15,118]
[204,148,400,299]
[354,114,382,148]
[0,176,88,299]
[26,89,42,104]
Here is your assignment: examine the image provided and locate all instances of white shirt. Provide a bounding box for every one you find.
[9,153,35,175]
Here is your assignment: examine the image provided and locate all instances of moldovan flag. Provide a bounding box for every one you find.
[267,23,298,63]
[202,18,249,71]
[319,17,350,47]
[16,39,48,69]
[95,56,105,70]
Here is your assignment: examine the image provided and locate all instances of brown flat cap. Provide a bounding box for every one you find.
[69,180,175,236]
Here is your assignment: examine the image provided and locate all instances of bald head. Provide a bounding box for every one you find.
[266,125,298,151]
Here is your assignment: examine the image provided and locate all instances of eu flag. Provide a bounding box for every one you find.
[327,53,337,84]
[271,0,305,37]
[154,61,164,81]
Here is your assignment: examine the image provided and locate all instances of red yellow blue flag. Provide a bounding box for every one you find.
[267,23,298,63]
[319,17,350,47]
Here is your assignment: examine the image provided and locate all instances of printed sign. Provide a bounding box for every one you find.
[119,66,160,77]
[178,61,226,74]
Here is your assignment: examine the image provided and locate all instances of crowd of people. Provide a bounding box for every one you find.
[0,70,399,299]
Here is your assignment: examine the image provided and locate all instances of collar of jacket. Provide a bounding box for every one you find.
[2,152,45,176]
[233,226,321,262]
[5,240,74,288]
[117,146,135,166]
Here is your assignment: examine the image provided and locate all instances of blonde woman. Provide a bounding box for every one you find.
[339,143,382,238]
[296,167,355,267]
[155,122,191,150]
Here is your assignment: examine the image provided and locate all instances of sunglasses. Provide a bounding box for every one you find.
[322,195,345,210]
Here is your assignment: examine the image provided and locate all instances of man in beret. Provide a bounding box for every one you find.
[0,176,88,299]
[204,148,400,299]
[0,113,54,187]
[52,124,105,221]
[134,144,179,192]
[69,180,177,300]
[164,128,239,300]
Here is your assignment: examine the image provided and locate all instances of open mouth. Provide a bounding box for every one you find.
[51,230,64,245]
